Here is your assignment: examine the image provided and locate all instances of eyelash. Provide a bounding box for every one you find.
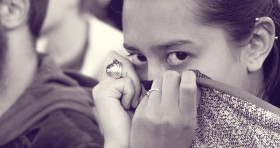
[127,51,189,66]
[166,52,189,65]
[127,52,147,66]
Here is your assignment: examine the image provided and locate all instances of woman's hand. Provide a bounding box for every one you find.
[92,51,141,148]
[130,70,198,148]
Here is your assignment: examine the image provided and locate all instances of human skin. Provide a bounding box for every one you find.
[40,0,79,34]
[93,0,275,147]
[39,0,88,67]
[93,52,197,148]
[122,0,263,94]
[0,0,39,118]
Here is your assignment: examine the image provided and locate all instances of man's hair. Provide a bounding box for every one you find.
[28,0,49,38]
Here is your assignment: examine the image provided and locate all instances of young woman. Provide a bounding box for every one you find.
[93,0,280,147]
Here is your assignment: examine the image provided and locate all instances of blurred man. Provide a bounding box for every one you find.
[0,0,103,147]
[38,0,127,81]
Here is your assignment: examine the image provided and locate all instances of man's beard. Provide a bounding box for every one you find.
[0,27,8,89]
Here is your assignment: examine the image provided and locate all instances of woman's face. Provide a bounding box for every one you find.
[123,0,255,92]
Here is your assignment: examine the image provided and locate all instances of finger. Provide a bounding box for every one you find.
[121,59,141,109]
[137,84,149,107]
[92,79,132,138]
[93,77,135,110]
[103,51,141,109]
[147,77,162,107]
[179,70,197,114]
[161,71,180,109]
[118,77,136,109]
[135,95,149,113]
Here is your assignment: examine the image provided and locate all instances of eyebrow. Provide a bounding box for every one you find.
[123,40,193,52]
[152,40,193,51]
[123,43,139,52]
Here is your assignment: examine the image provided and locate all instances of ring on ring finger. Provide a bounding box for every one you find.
[138,88,161,104]
[146,88,161,98]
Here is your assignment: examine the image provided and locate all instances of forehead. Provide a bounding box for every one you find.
[123,0,194,28]
[122,0,200,47]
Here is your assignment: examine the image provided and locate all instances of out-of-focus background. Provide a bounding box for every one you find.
[82,0,123,30]
[37,0,126,81]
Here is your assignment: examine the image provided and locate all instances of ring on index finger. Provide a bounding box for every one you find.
[106,59,122,79]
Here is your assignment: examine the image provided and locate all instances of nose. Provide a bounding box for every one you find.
[147,61,164,81]
[140,62,165,90]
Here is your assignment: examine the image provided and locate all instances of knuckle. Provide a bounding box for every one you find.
[145,108,162,123]
[135,113,161,130]
[159,116,185,135]
[161,111,196,128]
[160,116,177,128]
[146,111,160,123]
[122,61,135,78]
[146,116,159,126]
[123,59,133,67]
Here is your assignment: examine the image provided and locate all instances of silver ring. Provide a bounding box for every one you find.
[146,88,161,98]
[106,59,122,79]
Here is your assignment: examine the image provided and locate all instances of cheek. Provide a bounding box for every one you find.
[192,57,245,86]
[187,52,237,80]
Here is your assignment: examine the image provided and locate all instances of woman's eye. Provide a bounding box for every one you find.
[127,53,147,65]
[167,52,188,65]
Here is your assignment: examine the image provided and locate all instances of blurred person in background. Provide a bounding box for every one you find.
[37,0,127,81]
[0,0,104,147]
[86,0,123,30]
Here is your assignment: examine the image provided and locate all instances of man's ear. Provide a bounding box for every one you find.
[0,0,29,29]
[247,17,276,72]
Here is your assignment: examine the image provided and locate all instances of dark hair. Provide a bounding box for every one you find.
[80,0,123,30]
[194,0,280,107]
[28,0,49,38]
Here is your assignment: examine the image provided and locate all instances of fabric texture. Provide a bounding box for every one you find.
[0,54,104,148]
[192,70,280,147]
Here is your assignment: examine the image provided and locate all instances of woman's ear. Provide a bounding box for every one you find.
[247,17,276,72]
[0,0,29,29]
